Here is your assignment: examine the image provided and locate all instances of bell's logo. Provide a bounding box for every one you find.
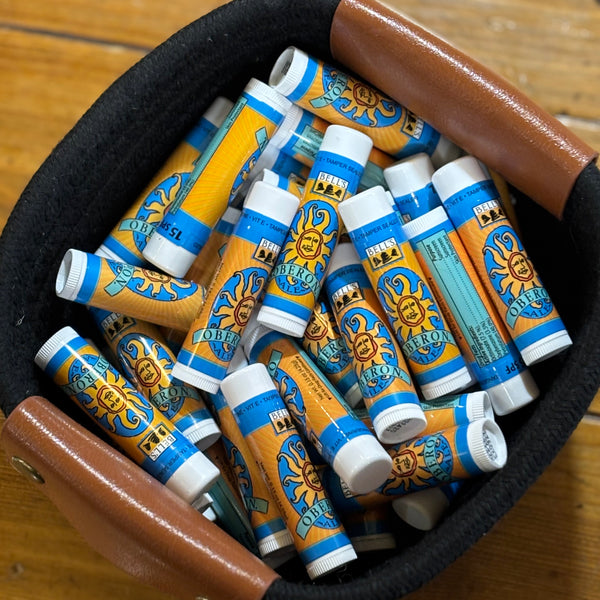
[310,171,348,202]
[473,199,506,228]
[365,237,402,270]
[253,238,281,267]
[139,424,176,461]
[332,281,363,310]
[401,110,424,139]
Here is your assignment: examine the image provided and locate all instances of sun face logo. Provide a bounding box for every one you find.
[483,225,553,321]
[202,267,267,361]
[221,435,253,502]
[377,267,448,365]
[277,436,339,536]
[125,172,188,253]
[105,262,198,302]
[340,308,400,397]
[304,304,352,375]
[382,433,454,496]
[272,201,338,297]
[67,354,152,437]
[319,65,402,128]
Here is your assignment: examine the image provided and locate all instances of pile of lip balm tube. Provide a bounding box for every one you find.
[35,46,573,580]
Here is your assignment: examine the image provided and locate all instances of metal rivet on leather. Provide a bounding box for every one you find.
[10,456,45,484]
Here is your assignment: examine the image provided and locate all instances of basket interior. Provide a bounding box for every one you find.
[0,0,598,597]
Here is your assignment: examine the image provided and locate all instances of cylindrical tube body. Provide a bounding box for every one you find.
[324,243,426,444]
[55,250,205,331]
[143,79,292,277]
[34,327,219,503]
[89,308,220,448]
[432,156,572,366]
[322,419,506,512]
[403,206,539,414]
[97,96,233,265]
[209,390,294,559]
[173,182,299,393]
[338,187,472,400]
[258,124,373,337]
[244,324,392,495]
[220,363,356,580]
[269,47,457,163]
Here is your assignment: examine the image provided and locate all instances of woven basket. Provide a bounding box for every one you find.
[0,1,598,599]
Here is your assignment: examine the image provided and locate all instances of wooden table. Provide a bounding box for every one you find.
[1,1,599,598]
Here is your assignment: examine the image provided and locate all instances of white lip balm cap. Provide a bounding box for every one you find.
[431,155,490,202]
[35,326,79,369]
[171,363,221,395]
[142,231,197,278]
[305,544,357,580]
[184,417,221,449]
[257,529,295,559]
[466,419,507,473]
[338,186,395,233]
[202,96,234,127]
[520,330,573,366]
[269,47,309,98]
[56,249,88,302]
[165,450,221,504]
[244,77,293,115]
[392,486,451,531]
[243,180,300,227]
[372,403,427,445]
[268,103,303,151]
[384,153,435,198]
[319,124,374,168]
[220,363,276,411]
[486,369,539,416]
[332,434,392,495]
[465,391,495,422]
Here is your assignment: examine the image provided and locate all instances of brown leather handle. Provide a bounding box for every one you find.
[330,0,598,219]
[0,396,279,600]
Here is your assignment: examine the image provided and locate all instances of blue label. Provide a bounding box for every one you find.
[156,206,212,255]
[442,179,501,228]
[393,183,442,223]
[232,389,291,437]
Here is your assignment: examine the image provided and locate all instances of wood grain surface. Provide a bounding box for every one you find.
[0,0,599,599]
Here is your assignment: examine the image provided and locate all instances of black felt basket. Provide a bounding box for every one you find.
[1,0,599,599]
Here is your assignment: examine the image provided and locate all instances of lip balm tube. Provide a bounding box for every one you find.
[143,79,292,278]
[270,103,394,191]
[269,47,460,166]
[383,153,443,224]
[338,186,472,400]
[97,96,233,265]
[243,319,392,495]
[342,505,397,552]
[432,156,572,365]
[420,391,494,436]
[34,327,220,504]
[172,182,299,393]
[89,307,221,449]
[392,481,463,531]
[301,299,362,407]
[402,205,539,415]
[324,242,427,444]
[208,390,295,559]
[221,363,357,579]
[55,250,205,332]
[258,124,373,337]
[321,418,506,512]
[184,206,242,288]
[204,439,246,508]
